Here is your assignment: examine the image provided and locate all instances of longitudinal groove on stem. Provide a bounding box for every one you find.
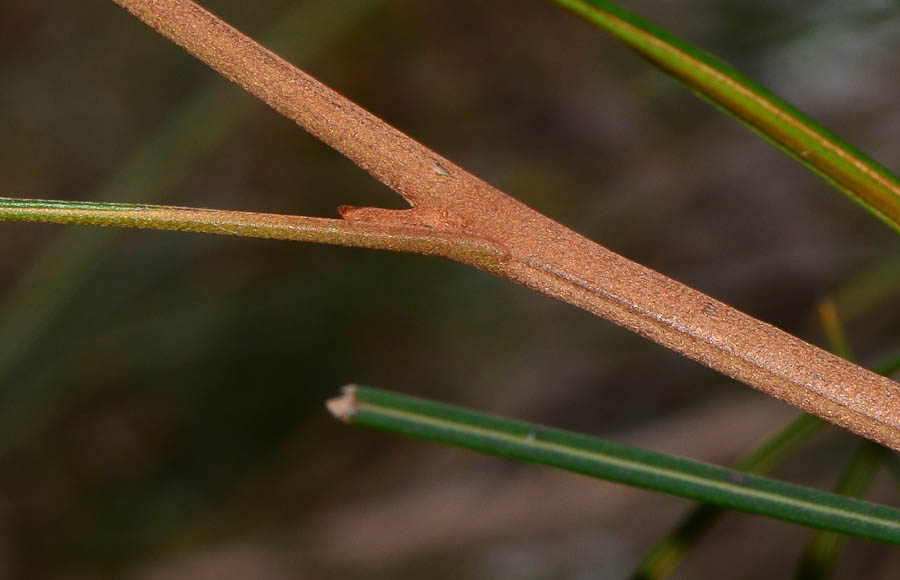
[105,0,900,449]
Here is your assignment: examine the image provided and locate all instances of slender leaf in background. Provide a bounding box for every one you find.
[629,413,825,580]
[631,298,898,578]
[327,386,900,544]
[796,442,885,580]
[550,0,900,233]
[0,0,379,387]
[831,254,900,325]
[816,298,855,360]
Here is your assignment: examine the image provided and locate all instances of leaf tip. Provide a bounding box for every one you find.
[327,384,359,422]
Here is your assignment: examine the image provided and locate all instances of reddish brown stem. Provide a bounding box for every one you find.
[109,0,900,450]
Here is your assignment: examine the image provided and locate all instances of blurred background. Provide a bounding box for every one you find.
[1,0,900,578]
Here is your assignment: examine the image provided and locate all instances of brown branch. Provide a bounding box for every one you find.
[108,0,900,450]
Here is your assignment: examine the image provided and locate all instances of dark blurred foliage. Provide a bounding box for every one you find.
[1,0,899,578]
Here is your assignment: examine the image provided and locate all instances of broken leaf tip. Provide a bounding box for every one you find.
[327,385,359,422]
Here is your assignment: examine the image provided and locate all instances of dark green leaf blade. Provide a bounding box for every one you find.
[329,386,900,544]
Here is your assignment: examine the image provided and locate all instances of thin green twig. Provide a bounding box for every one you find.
[0,197,506,267]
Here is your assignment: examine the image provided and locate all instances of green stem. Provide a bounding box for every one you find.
[328,386,900,544]
[0,197,506,268]
[551,0,900,233]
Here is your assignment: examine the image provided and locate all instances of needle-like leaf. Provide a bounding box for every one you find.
[552,0,900,233]
[328,386,900,544]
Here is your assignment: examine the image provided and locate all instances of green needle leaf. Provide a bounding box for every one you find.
[796,442,886,580]
[552,0,900,233]
[328,386,900,544]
